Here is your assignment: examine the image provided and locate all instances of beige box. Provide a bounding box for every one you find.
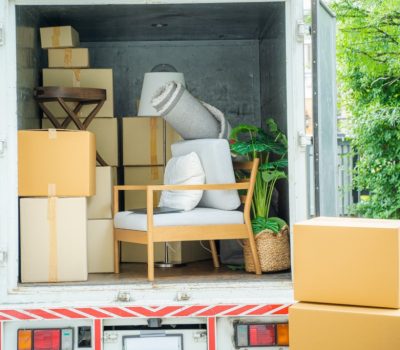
[40,26,80,49]
[294,217,400,308]
[20,197,87,283]
[166,122,182,161]
[88,219,114,273]
[87,167,117,220]
[289,302,400,350]
[42,118,119,166]
[124,166,164,210]
[123,117,164,166]
[42,68,114,118]
[48,48,90,68]
[122,241,211,263]
[18,130,96,197]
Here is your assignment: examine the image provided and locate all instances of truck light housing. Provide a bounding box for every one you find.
[17,329,32,350]
[17,328,73,350]
[234,322,289,347]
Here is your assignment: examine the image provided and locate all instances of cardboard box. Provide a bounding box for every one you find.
[124,166,164,210]
[123,117,164,166]
[40,26,80,49]
[18,130,96,197]
[88,219,114,273]
[42,68,114,118]
[166,122,182,161]
[293,217,400,308]
[42,118,119,166]
[87,167,117,219]
[289,302,400,350]
[48,48,90,68]
[122,241,211,263]
[20,197,88,282]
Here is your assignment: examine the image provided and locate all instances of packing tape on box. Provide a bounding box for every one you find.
[51,27,61,48]
[47,197,58,282]
[48,184,57,197]
[48,128,57,139]
[150,118,160,179]
[73,69,81,84]
[64,48,72,66]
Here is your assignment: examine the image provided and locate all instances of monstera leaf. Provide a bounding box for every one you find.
[259,159,288,170]
[252,216,287,234]
[261,170,287,183]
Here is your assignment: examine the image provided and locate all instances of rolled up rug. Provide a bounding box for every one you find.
[151,81,231,140]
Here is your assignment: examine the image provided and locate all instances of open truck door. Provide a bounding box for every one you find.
[312,0,338,216]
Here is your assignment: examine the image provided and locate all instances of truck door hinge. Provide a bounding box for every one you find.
[0,250,8,267]
[0,24,4,46]
[298,132,313,149]
[296,20,311,42]
[0,139,7,157]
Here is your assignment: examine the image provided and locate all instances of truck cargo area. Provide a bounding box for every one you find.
[15,1,292,288]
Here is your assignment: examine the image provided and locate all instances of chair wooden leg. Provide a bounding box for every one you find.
[114,238,120,274]
[147,242,155,282]
[209,240,220,268]
[246,226,262,275]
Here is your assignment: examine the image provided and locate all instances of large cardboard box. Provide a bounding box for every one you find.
[294,217,400,308]
[20,197,88,282]
[42,118,119,166]
[88,219,114,273]
[166,122,182,161]
[42,68,114,118]
[289,302,400,350]
[123,166,164,210]
[18,130,96,197]
[48,48,90,68]
[123,117,164,166]
[40,26,80,49]
[87,167,117,219]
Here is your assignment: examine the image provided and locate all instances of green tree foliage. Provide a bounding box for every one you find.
[333,0,400,218]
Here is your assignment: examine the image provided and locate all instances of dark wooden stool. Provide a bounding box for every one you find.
[34,86,108,166]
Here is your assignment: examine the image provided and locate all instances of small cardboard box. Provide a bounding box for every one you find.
[294,217,400,308]
[42,68,114,118]
[123,117,164,166]
[18,130,96,197]
[42,118,119,166]
[166,122,182,161]
[123,166,164,210]
[20,197,88,283]
[289,302,400,350]
[48,48,90,68]
[40,26,80,49]
[88,219,114,273]
[87,167,117,219]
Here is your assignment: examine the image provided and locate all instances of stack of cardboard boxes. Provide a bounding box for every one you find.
[290,217,400,349]
[121,117,211,264]
[18,130,96,282]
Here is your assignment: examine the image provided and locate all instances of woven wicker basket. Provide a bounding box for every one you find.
[244,225,291,273]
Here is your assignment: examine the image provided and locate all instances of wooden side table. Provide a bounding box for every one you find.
[34,86,108,166]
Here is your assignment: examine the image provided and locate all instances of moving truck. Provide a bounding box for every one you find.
[0,0,336,348]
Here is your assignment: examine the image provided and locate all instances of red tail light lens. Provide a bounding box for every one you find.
[249,324,276,346]
[33,329,61,350]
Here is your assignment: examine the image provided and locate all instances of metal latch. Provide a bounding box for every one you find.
[0,250,7,267]
[0,139,6,157]
[296,20,310,42]
[116,290,132,302]
[0,24,4,46]
[298,132,313,148]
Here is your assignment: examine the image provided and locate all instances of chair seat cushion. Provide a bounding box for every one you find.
[114,207,244,231]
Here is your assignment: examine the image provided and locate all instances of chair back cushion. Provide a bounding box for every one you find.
[171,139,241,210]
[159,152,205,211]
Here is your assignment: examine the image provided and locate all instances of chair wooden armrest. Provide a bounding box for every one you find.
[113,185,149,215]
[148,183,250,191]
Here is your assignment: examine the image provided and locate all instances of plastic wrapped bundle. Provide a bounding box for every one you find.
[152,81,231,140]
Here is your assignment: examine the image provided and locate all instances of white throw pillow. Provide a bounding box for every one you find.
[159,152,205,211]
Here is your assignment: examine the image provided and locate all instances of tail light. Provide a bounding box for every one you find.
[234,322,289,347]
[18,328,73,350]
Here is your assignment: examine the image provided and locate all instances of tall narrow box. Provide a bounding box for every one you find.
[294,217,400,308]
[18,130,96,197]
[88,220,114,273]
[87,167,117,219]
[48,48,90,68]
[40,26,80,49]
[289,302,400,350]
[20,197,88,282]
[123,117,164,166]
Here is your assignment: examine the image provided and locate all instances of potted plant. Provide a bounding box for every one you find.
[229,118,291,272]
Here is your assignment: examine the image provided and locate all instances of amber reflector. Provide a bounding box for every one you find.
[277,323,289,346]
[18,329,32,350]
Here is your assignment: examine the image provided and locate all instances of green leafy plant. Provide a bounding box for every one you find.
[229,119,288,234]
